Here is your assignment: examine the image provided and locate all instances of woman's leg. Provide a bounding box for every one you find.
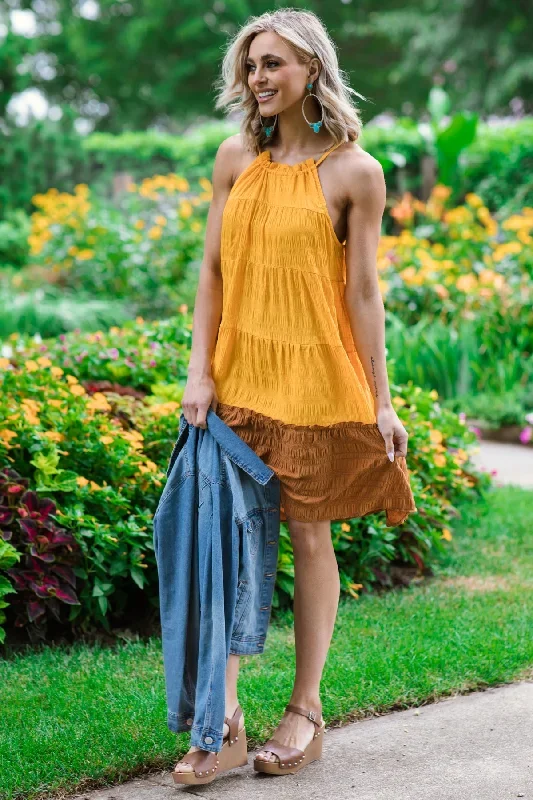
[255,516,339,761]
[174,654,243,771]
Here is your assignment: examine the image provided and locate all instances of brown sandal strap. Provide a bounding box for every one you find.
[175,748,220,778]
[224,703,243,745]
[259,738,305,768]
[285,702,323,730]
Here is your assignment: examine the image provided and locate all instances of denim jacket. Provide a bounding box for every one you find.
[153,408,281,753]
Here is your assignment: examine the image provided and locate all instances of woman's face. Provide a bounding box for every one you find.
[246,31,314,115]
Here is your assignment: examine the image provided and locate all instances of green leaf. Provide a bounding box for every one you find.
[130,566,145,589]
[30,448,60,476]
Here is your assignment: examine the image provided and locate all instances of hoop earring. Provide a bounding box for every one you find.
[261,113,277,138]
[302,82,324,133]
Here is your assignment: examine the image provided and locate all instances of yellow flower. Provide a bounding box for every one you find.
[0,429,17,444]
[179,200,193,219]
[90,480,102,491]
[51,366,64,378]
[37,356,53,368]
[41,431,65,442]
[434,453,447,467]
[136,316,144,324]
[134,219,145,229]
[48,398,64,408]
[100,435,114,445]
[87,392,112,412]
[66,374,79,384]
[0,357,11,370]
[24,360,39,372]
[392,396,406,408]
[429,429,443,445]
[456,274,478,292]
[429,389,439,400]
[148,225,162,239]
[431,184,452,200]
[341,522,351,532]
[77,476,89,487]
[76,249,95,260]
[155,215,167,226]
[441,528,453,541]
[464,193,483,208]
[70,383,86,396]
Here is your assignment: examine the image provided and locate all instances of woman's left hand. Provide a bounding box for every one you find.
[376,405,409,462]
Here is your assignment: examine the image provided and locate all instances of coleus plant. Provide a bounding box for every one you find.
[0,467,81,636]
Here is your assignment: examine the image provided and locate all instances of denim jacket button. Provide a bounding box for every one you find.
[186,718,193,725]
[204,736,213,744]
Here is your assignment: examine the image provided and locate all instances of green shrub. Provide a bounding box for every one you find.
[0,286,132,339]
[0,209,31,270]
[15,173,208,318]
[0,317,490,639]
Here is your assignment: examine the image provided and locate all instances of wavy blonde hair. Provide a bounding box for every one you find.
[213,7,366,155]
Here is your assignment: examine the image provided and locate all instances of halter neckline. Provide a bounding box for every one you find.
[260,140,344,172]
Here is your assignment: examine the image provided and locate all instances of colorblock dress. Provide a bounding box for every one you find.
[211,140,417,526]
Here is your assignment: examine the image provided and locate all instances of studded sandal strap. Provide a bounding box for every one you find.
[260,738,305,769]
[177,748,219,778]
[224,703,243,745]
[285,702,323,731]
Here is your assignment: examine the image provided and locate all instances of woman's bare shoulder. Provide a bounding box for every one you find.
[335,140,383,179]
[215,133,257,186]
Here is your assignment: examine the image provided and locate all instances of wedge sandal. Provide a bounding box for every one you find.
[171,704,248,785]
[253,702,326,775]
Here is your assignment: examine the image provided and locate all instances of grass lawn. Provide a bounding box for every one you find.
[2,483,532,800]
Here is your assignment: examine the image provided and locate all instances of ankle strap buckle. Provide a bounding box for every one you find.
[307,710,317,721]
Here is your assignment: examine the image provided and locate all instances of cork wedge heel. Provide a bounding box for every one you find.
[253,703,326,775]
[171,704,248,785]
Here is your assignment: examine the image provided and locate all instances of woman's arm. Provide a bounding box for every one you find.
[342,150,408,460]
[181,134,239,427]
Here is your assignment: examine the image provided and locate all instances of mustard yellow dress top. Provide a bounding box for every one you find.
[212,140,417,526]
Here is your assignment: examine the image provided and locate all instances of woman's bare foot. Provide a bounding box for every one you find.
[255,702,322,763]
[173,708,245,773]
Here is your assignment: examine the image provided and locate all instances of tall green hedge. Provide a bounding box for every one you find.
[1,115,531,221]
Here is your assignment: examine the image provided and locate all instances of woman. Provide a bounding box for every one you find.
[174,6,416,781]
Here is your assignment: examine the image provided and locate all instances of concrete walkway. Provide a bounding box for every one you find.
[72,680,533,800]
[67,441,532,800]
[471,439,533,488]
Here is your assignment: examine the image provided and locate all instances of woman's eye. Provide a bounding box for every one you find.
[246,61,278,70]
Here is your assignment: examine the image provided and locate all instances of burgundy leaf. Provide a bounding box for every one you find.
[51,585,80,605]
[18,519,39,539]
[0,506,14,525]
[27,600,46,622]
[51,564,77,587]
[30,546,55,563]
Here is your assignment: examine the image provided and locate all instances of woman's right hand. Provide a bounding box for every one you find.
[181,373,218,428]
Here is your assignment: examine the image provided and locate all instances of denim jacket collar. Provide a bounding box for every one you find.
[168,408,274,485]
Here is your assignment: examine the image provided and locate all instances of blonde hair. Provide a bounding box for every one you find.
[213,7,366,155]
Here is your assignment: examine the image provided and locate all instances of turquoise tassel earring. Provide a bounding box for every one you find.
[302,81,324,133]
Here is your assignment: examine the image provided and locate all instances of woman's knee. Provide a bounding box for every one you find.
[286,517,332,557]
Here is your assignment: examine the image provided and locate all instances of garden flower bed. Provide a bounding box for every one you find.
[0,315,491,646]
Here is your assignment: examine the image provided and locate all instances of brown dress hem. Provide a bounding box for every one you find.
[215,402,418,528]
